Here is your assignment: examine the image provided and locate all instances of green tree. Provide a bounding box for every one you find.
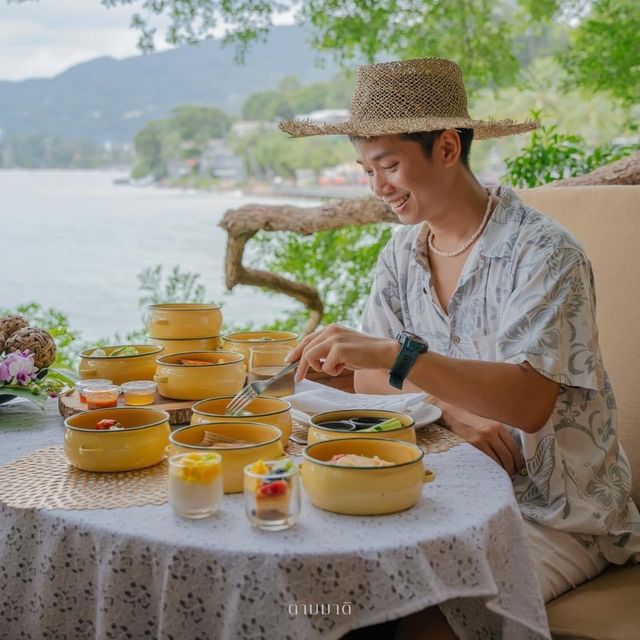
[92,0,636,100]
[559,0,640,105]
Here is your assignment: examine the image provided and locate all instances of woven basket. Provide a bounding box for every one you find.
[0,315,28,342]
[4,327,57,368]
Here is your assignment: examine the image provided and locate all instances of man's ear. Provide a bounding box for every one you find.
[437,129,462,168]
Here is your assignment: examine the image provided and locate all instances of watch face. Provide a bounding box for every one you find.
[398,330,427,346]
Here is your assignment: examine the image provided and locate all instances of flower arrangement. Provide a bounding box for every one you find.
[0,315,76,409]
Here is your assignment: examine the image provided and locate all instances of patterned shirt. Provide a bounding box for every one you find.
[361,186,640,564]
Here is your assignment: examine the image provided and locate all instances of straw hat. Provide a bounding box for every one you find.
[279,57,538,139]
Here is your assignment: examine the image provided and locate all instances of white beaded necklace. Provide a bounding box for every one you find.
[427,189,494,258]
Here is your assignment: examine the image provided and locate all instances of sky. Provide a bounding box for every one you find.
[0,0,294,82]
[0,0,164,81]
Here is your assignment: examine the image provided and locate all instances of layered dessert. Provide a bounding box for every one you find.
[169,452,223,519]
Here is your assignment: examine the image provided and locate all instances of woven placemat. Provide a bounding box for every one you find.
[286,420,463,456]
[0,446,168,510]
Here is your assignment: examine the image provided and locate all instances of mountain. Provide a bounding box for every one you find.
[0,26,339,144]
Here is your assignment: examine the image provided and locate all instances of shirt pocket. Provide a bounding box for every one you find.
[466,330,499,362]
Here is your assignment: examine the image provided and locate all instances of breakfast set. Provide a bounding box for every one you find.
[59,302,437,530]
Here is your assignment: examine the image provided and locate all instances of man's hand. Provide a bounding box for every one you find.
[288,324,399,383]
[434,398,525,476]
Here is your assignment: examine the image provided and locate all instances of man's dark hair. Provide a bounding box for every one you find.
[399,128,474,168]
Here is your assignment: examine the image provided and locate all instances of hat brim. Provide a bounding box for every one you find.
[279,116,538,140]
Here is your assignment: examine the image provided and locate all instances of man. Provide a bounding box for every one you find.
[281,58,640,638]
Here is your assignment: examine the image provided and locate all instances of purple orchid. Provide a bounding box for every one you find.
[0,351,38,386]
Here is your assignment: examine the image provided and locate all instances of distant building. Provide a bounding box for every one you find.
[294,109,350,124]
[230,120,274,137]
[200,138,246,181]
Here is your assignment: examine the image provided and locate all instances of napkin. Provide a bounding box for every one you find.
[285,379,441,428]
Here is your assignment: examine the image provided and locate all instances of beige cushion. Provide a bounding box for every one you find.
[545,563,640,640]
[518,186,640,503]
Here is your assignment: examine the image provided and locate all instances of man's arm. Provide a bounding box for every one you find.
[354,369,423,395]
[292,326,559,434]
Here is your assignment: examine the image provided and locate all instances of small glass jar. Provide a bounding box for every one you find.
[121,380,157,406]
[244,459,300,531]
[169,452,223,519]
[76,379,112,403]
[84,384,120,409]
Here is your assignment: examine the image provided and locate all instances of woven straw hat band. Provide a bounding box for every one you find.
[279,56,538,139]
[351,58,470,122]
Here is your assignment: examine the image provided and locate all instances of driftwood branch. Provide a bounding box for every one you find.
[552,153,640,187]
[220,155,640,334]
[219,197,394,334]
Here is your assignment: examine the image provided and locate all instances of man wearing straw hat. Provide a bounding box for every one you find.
[284,58,640,639]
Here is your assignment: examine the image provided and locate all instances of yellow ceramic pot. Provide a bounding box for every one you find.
[79,344,163,385]
[147,334,222,356]
[301,438,434,515]
[169,422,285,493]
[154,351,245,401]
[64,407,170,472]
[147,303,223,339]
[309,409,416,445]
[222,331,298,366]
[191,396,292,444]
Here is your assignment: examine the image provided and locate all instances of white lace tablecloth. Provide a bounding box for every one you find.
[0,399,550,640]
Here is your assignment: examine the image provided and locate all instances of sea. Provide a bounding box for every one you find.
[0,170,316,343]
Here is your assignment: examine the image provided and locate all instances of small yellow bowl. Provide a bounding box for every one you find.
[191,396,292,445]
[309,409,416,445]
[64,407,170,472]
[147,334,222,356]
[222,331,298,366]
[79,344,163,385]
[147,303,223,339]
[169,422,285,493]
[154,351,245,401]
[301,438,433,515]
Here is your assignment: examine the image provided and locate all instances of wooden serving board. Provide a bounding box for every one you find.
[58,391,195,425]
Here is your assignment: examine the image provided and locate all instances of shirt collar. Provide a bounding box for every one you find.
[410,185,528,267]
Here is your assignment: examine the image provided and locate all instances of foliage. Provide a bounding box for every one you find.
[503,113,639,187]
[241,72,354,121]
[559,0,639,105]
[137,265,212,307]
[230,127,354,179]
[0,134,131,169]
[132,105,231,179]
[250,224,393,333]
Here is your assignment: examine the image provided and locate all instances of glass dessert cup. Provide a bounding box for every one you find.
[169,452,223,519]
[244,459,300,531]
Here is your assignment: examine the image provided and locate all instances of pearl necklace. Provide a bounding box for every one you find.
[427,189,494,258]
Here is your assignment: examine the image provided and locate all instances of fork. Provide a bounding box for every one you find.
[225,360,299,416]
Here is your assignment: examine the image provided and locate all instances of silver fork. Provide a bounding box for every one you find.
[225,360,299,416]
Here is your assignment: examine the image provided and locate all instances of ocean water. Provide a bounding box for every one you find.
[1,170,314,342]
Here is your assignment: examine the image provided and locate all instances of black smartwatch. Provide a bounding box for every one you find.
[388,331,429,390]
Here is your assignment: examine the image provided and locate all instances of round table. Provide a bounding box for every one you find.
[0,400,550,640]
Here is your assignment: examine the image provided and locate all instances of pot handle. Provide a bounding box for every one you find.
[154,316,169,325]
[79,446,102,454]
[79,369,98,378]
[153,375,169,383]
[423,468,435,483]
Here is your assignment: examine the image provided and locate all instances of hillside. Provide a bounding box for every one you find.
[0,26,338,144]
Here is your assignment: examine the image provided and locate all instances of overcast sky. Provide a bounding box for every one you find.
[0,0,217,81]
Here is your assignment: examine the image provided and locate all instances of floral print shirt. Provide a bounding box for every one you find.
[361,186,640,563]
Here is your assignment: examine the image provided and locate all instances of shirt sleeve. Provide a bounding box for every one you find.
[360,237,405,339]
[497,247,599,391]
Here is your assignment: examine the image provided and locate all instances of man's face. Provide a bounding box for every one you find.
[353,134,445,225]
